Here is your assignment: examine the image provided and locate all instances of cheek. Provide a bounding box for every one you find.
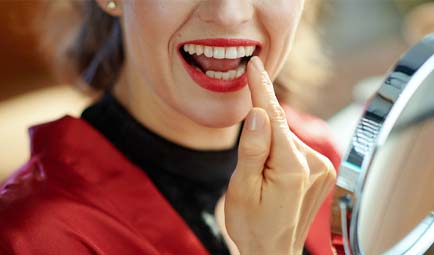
[123,0,196,52]
[121,1,192,96]
[123,1,177,59]
[122,1,201,68]
[257,0,304,78]
[259,1,302,34]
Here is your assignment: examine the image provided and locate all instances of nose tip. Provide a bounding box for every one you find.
[197,1,253,28]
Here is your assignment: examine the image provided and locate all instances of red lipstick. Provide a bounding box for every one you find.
[177,38,261,93]
[182,38,261,47]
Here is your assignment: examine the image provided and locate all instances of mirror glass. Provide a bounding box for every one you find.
[358,64,434,254]
[337,34,434,255]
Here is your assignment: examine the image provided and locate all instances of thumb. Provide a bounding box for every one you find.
[235,107,271,178]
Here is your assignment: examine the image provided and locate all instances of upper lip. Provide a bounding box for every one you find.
[178,38,262,49]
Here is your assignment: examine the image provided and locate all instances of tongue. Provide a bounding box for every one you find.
[192,55,242,72]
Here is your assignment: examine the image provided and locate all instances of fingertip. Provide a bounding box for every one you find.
[249,56,264,72]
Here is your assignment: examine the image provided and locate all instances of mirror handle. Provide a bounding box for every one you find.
[339,194,353,255]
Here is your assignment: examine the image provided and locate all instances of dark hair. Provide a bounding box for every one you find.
[40,0,328,106]
[38,1,123,90]
[69,2,123,89]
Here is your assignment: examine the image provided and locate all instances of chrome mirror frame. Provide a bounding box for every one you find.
[337,33,434,255]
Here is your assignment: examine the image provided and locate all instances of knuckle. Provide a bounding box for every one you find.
[268,103,287,123]
[309,150,335,172]
[238,140,268,159]
[302,150,337,188]
[302,165,311,180]
[318,154,333,170]
[326,164,337,183]
[293,149,311,176]
[321,156,336,177]
[259,71,288,124]
[315,154,336,185]
[290,161,310,182]
[260,70,273,88]
[297,167,310,184]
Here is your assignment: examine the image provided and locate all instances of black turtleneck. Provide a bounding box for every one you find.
[81,93,310,255]
[81,93,239,255]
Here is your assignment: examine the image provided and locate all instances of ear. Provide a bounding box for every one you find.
[94,0,123,17]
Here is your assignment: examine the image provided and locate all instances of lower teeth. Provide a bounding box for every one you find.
[204,64,246,80]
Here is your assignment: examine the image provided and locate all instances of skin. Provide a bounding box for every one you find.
[96,0,336,253]
[98,0,303,150]
[225,57,335,254]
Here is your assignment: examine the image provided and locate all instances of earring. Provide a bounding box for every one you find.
[106,1,117,10]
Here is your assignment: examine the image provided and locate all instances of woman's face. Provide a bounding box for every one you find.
[110,0,304,128]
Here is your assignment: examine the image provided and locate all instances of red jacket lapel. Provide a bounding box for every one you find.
[30,116,210,255]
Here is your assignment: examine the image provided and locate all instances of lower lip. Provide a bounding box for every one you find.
[177,52,248,93]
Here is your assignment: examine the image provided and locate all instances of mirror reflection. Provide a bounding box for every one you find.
[359,66,434,254]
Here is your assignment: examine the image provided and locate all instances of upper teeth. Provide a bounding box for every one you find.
[183,44,256,59]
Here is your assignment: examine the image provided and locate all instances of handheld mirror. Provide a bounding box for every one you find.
[337,33,434,255]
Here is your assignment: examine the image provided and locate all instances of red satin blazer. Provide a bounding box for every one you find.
[0,107,341,255]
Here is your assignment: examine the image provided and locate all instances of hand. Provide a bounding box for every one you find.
[224,57,336,255]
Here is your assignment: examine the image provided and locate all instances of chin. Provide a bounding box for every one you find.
[188,104,251,128]
[165,81,252,128]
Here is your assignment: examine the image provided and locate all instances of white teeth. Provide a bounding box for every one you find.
[228,70,237,79]
[204,46,213,58]
[204,64,247,81]
[183,44,257,59]
[237,46,246,58]
[195,45,204,55]
[205,70,215,78]
[245,46,255,56]
[182,43,254,80]
[225,47,238,59]
[214,71,222,79]
[213,47,225,59]
[221,72,230,80]
[236,65,246,78]
[188,44,196,55]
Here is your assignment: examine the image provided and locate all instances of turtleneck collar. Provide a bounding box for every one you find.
[81,93,241,189]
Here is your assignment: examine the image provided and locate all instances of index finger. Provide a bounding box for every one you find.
[247,57,307,172]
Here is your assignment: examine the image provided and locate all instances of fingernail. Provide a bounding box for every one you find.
[251,56,264,71]
[246,109,264,131]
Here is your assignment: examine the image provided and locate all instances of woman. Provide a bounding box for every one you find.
[0,0,340,254]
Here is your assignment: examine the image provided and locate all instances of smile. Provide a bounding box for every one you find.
[178,38,261,92]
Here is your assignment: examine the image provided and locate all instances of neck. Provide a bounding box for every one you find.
[112,66,241,151]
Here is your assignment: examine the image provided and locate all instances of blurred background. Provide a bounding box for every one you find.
[1,0,434,179]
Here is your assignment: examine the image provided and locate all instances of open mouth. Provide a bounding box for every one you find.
[179,43,259,81]
[177,39,261,92]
